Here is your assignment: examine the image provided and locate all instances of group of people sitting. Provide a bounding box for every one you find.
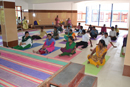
[17,17,28,29]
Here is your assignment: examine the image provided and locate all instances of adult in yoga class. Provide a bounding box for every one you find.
[13,31,32,50]
[76,30,93,50]
[32,27,47,40]
[109,26,117,41]
[59,36,76,56]
[100,24,107,35]
[78,26,84,36]
[55,15,60,27]
[53,27,59,40]
[75,23,81,32]
[33,34,55,54]
[122,35,128,56]
[67,18,72,28]
[64,29,77,42]
[88,40,107,68]
[115,25,119,36]
[87,25,93,33]
[22,16,28,29]
[90,26,98,39]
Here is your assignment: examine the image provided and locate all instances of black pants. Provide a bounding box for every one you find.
[99,32,105,35]
[90,33,97,38]
[111,36,117,41]
[76,41,88,48]
[116,32,119,36]
[32,35,41,40]
[75,29,79,32]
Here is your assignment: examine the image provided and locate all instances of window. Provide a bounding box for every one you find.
[15,6,22,20]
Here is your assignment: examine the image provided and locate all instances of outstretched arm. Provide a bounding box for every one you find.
[110,42,116,48]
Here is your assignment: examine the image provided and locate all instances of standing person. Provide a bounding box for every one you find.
[67,18,72,28]
[17,17,22,25]
[76,30,93,50]
[59,36,76,56]
[75,23,81,32]
[100,24,107,35]
[87,25,93,33]
[33,34,55,54]
[32,27,47,40]
[115,25,119,36]
[122,35,128,56]
[87,40,107,68]
[55,15,60,27]
[109,26,117,41]
[23,16,28,29]
[13,31,32,50]
[90,26,98,39]
[53,27,59,40]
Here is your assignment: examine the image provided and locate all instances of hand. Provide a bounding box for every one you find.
[113,46,117,48]
[100,59,103,64]
[88,55,92,59]
[91,45,93,47]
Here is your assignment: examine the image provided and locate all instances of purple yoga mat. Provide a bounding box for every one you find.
[77,36,82,38]
[0,36,2,39]
[91,35,102,40]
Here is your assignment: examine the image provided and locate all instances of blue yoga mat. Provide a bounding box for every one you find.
[46,31,52,33]
[43,37,64,42]
[42,46,61,56]
[22,43,43,50]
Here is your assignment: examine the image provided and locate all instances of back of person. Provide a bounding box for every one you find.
[102,36,111,46]
[82,33,89,42]
[34,21,38,25]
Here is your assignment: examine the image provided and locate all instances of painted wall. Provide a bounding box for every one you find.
[15,0,28,9]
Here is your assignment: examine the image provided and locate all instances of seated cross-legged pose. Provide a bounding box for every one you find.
[87,25,93,33]
[64,29,77,42]
[33,34,55,54]
[87,40,107,68]
[32,27,47,40]
[59,36,76,56]
[75,23,81,32]
[122,35,128,56]
[90,26,98,39]
[76,30,93,50]
[78,26,84,36]
[114,25,119,36]
[53,27,59,40]
[13,31,32,50]
[109,26,117,41]
[100,24,107,35]
[65,25,71,34]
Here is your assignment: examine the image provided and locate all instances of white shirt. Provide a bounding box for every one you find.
[17,19,22,25]
[102,36,111,46]
[82,33,89,42]
[21,38,32,47]
[109,31,116,37]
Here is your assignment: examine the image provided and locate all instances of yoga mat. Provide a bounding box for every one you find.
[61,34,65,36]
[0,36,2,39]
[83,55,110,75]
[54,50,81,61]
[59,39,79,44]
[42,47,61,56]
[0,42,3,45]
[91,35,102,40]
[0,85,4,87]
[22,43,43,51]
[43,37,64,42]
[107,44,112,50]
[120,48,125,58]
[46,31,52,33]
[77,36,82,38]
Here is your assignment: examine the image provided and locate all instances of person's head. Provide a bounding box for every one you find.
[54,26,57,31]
[41,27,43,32]
[25,31,29,37]
[69,29,73,33]
[24,16,26,19]
[115,25,117,29]
[78,23,81,25]
[81,26,83,29]
[99,39,106,47]
[93,26,95,30]
[89,25,92,27]
[47,34,52,40]
[68,18,70,20]
[104,32,108,38]
[18,17,20,20]
[82,30,86,35]
[103,24,106,27]
[111,26,114,31]
[68,25,70,29]
[68,36,74,42]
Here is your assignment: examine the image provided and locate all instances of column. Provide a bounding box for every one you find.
[123,2,130,77]
[0,0,18,47]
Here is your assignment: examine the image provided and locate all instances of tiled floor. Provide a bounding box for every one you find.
[1,28,130,87]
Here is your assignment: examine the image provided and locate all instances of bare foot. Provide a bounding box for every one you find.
[59,54,62,56]
[33,50,36,53]
[64,40,67,42]
[122,53,125,56]
[96,65,99,68]
[90,49,93,51]
[79,48,83,50]
[69,54,72,57]
[87,61,90,64]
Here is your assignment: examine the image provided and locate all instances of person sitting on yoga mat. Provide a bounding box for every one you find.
[99,24,107,35]
[64,29,77,42]
[32,27,47,40]
[53,27,59,40]
[59,36,76,56]
[87,25,93,33]
[65,25,71,34]
[114,25,119,36]
[78,26,84,36]
[75,23,81,32]
[109,26,117,41]
[33,34,55,54]
[76,30,93,50]
[87,39,107,68]
[13,31,32,50]
[90,26,98,39]
[122,35,128,56]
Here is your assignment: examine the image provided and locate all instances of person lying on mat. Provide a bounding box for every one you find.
[75,23,81,32]
[78,26,84,36]
[87,25,93,33]
[122,35,128,56]
[33,34,55,54]
[99,24,107,35]
[13,31,32,50]
[64,29,77,42]
[53,27,59,40]
[32,27,47,40]
[76,30,93,50]
[114,25,119,36]
[109,26,117,41]
[87,39,107,68]
[59,36,76,56]
[90,26,98,39]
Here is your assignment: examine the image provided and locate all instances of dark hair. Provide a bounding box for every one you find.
[41,27,43,29]
[70,29,72,32]
[99,39,106,47]
[68,25,70,27]
[25,31,29,35]
[82,30,86,34]
[111,26,114,29]
[54,26,57,29]
[93,26,95,29]
[78,23,81,25]
[68,36,74,41]
[80,26,83,29]
[104,32,108,35]
[47,34,52,37]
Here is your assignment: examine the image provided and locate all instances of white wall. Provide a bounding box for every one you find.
[15,0,28,9]
[33,2,77,10]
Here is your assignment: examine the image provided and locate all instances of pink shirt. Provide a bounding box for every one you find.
[67,20,72,25]
[55,18,60,24]
[101,27,107,32]
[76,25,81,29]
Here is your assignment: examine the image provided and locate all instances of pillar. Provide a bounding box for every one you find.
[123,2,130,77]
[0,0,18,47]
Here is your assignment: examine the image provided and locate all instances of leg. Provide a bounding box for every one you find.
[94,34,98,38]
[87,55,98,66]
[117,32,119,36]
[13,45,20,49]
[90,33,94,38]
[97,59,106,66]
[81,42,88,48]
[122,47,126,56]
[76,41,84,48]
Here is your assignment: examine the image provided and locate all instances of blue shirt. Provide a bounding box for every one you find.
[91,29,98,35]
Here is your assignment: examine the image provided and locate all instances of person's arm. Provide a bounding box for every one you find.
[89,39,93,47]
[100,52,107,63]
[71,46,76,54]
[48,42,55,47]
[110,42,116,48]
[88,48,96,59]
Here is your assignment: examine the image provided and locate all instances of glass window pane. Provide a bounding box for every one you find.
[112,3,129,28]
[99,4,111,27]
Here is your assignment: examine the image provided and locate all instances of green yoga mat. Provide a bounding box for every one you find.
[0,85,4,87]
[120,48,125,58]
[61,34,65,36]
[83,55,110,75]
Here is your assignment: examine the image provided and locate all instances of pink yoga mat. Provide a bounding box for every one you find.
[54,50,81,61]
[107,44,112,50]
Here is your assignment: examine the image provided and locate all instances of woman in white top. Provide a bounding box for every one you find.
[109,26,117,41]
[76,30,93,50]
[13,31,32,50]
